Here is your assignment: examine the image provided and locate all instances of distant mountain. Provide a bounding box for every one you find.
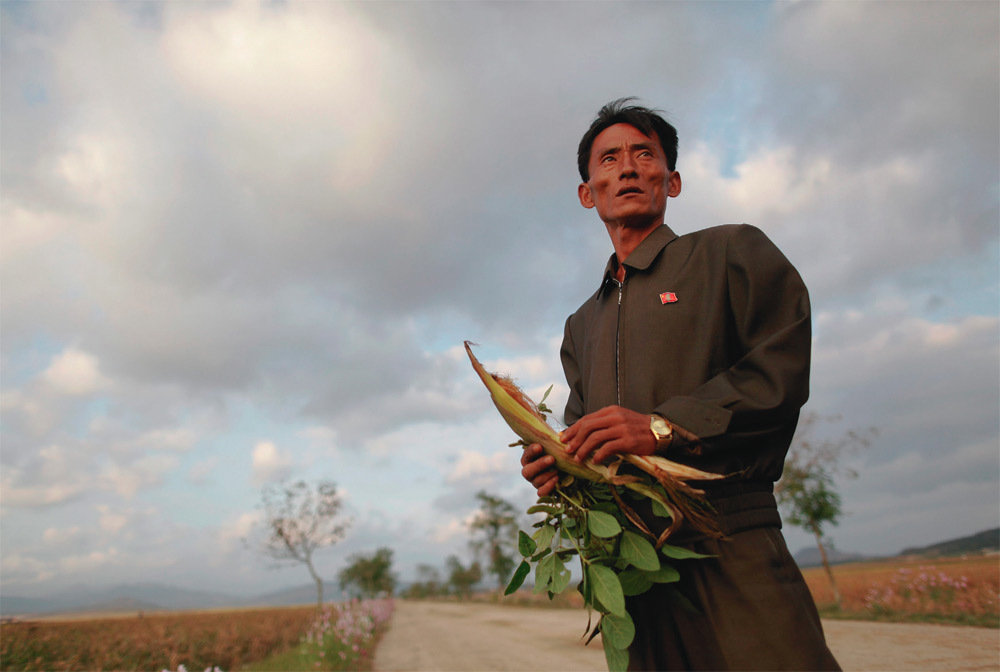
[0,582,238,617]
[242,581,342,607]
[793,546,873,568]
[71,597,163,614]
[0,580,345,617]
[899,528,999,558]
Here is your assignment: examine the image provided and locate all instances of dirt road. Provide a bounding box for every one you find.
[374,601,999,672]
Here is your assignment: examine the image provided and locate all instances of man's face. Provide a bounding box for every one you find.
[578,123,681,228]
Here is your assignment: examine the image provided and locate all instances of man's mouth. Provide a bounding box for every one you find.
[617,187,643,196]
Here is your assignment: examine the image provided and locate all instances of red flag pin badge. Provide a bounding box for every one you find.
[659,292,678,304]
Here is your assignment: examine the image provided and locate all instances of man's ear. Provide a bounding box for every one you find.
[668,171,682,198]
[578,182,595,209]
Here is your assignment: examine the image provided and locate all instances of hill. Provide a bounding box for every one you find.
[793,546,874,568]
[899,528,999,558]
[0,580,344,617]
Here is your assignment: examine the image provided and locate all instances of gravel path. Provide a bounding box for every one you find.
[374,601,999,671]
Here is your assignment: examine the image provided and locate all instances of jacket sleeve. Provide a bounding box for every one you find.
[561,314,585,427]
[654,225,811,453]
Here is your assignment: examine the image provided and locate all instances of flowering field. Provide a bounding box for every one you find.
[801,555,999,626]
[0,600,394,672]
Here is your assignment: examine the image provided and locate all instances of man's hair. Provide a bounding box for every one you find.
[576,97,679,181]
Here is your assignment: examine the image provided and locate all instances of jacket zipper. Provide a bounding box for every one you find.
[614,277,624,406]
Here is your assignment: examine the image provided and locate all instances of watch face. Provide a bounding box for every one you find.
[651,416,670,436]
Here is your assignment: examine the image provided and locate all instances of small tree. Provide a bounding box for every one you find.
[446,555,482,599]
[776,414,875,607]
[254,480,350,609]
[468,490,519,595]
[408,564,444,599]
[338,547,396,599]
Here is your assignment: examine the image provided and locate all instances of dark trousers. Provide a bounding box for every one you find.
[626,526,841,671]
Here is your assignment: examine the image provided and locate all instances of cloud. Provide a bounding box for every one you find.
[97,505,128,534]
[251,441,293,485]
[42,526,83,546]
[102,454,179,499]
[446,451,510,485]
[40,348,109,396]
[0,0,995,597]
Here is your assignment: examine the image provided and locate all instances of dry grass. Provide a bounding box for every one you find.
[0,604,317,671]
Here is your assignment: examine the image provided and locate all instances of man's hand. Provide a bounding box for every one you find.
[560,405,656,464]
[520,444,559,497]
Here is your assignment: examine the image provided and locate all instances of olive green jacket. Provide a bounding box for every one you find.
[561,223,811,483]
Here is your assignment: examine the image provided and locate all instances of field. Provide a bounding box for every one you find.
[800,554,999,626]
[1,558,995,672]
[0,599,393,672]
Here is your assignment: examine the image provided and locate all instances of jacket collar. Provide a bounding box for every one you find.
[597,224,678,298]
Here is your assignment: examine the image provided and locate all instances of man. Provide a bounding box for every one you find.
[520,99,840,671]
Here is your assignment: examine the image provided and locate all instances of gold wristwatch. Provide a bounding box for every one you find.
[649,414,674,450]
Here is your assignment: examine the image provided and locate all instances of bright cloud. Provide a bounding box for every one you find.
[40,348,109,396]
[251,441,293,485]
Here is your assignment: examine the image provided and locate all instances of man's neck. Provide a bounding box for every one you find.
[605,220,661,282]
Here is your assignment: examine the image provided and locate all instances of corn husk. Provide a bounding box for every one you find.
[465,341,724,544]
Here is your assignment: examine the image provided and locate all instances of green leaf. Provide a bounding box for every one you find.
[587,563,626,617]
[650,498,673,518]
[587,510,622,538]
[642,564,680,584]
[617,569,654,596]
[518,530,537,557]
[590,501,619,515]
[533,553,555,594]
[603,636,630,672]
[550,556,572,595]
[660,544,715,560]
[526,504,561,516]
[505,561,530,595]
[530,546,552,562]
[619,530,660,571]
[600,612,635,649]
[533,523,555,549]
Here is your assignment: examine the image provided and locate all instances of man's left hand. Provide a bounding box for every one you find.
[560,405,656,464]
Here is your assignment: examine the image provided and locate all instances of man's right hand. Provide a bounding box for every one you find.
[520,443,559,497]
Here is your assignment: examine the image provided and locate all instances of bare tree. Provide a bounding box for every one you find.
[254,480,350,608]
[776,414,875,607]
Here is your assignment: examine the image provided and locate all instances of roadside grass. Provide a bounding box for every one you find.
[243,598,394,672]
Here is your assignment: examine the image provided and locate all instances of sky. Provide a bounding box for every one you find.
[2,0,998,601]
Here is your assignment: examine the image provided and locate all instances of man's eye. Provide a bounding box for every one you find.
[601,155,616,163]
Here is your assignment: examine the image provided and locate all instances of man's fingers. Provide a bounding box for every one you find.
[573,427,619,462]
[520,443,545,467]
[535,473,558,497]
[521,454,556,481]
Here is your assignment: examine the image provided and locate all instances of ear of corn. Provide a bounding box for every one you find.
[465,341,724,544]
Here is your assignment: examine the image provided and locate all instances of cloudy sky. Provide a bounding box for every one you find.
[2,1,997,600]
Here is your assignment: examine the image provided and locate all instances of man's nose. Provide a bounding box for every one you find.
[619,153,638,178]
